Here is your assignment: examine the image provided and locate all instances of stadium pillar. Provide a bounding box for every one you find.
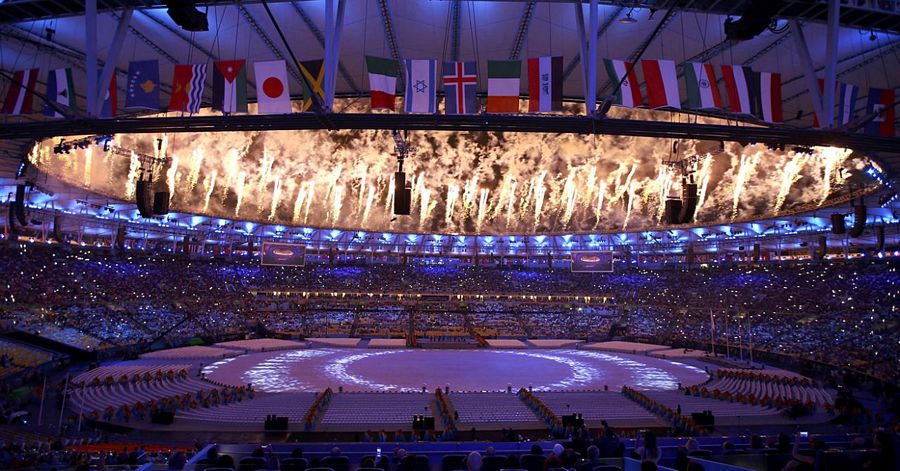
[823,0,840,128]
[85,0,97,117]
[790,20,826,128]
[323,0,346,110]
[95,8,133,116]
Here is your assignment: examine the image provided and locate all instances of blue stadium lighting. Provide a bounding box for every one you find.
[330,229,341,239]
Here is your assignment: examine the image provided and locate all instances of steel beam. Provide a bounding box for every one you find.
[790,20,825,128]
[562,6,622,81]
[3,113,897,153]
[323,0,346,110]
[291,2,359,92]
[376,0,404,89]
[822,0,840,128]
[508,1,536,60]
[85,0,98,117]
[450,0,461,62]
[95,8,133,117]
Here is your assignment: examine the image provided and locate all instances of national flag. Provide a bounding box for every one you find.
[811,79,841,128]
[254,60,292,114]
[527,56,563,112]
[486,60,521,112]
[720,65,753,115]
[44,68,75,118]
[1,69,38,115]
[125,60,160,110]
[299,59,325,111]
[602,59,642,108]
[837,82,858,125]
[442,61,477,114]
[212,60,247,113]
[366,55,399,111]
[100,72,117,118]
[757,71,783,124]
[169,64,207,113]
[683,62,722,109]
[864,88,896,137]
[641,59,680,109]
[404,59,437,113]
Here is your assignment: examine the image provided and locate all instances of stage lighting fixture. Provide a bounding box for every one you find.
[15,157,28,179]
[165,1,208,32]
[723,1,779,41]
[619,9,637,24]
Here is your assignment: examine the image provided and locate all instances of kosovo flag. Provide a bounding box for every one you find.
[125,60,160,110]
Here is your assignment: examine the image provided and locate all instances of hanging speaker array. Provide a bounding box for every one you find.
[848,204,867,238]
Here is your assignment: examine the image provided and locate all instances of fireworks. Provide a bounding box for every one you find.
[31,107,867,234]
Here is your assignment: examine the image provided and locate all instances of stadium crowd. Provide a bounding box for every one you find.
[1,243,897,384]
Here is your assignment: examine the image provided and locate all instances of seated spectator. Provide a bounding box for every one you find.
[467,452,482,471]
[633,431,660,464]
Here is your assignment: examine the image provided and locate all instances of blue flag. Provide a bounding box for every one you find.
[442,61,477,114]
[125,60,160,110]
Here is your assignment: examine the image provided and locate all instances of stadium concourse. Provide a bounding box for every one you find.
[2,0,900,470]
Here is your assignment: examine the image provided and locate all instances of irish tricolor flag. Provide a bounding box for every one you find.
[366,55,399,111]
[683,62,722,110]
[602,59,642,108]
[527,56,562,112]
[641,59,680,109]
[487,60,521,113]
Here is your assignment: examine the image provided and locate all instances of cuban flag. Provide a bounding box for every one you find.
[442,61,477,114]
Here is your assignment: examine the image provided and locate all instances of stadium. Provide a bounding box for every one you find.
[0,1,898,471]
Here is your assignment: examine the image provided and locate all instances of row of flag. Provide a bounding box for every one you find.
[1,55,895,137]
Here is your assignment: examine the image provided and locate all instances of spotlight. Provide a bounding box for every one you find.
[619,9,637,24]
[165,0,208,32]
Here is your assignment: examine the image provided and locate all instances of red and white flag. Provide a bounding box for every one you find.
[254,60,292,114]
[758,71,783,123]
[720,65,753,115]
[641,59,680,109]
[527,56,563,112]
[1,69,38,115]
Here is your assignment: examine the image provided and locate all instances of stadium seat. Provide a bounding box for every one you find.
[238,457,267,471]
[281,458,309,471]
[442,454,468,471]
[520,454,546,471]
[320,457,350,471]
[482,456,508,471]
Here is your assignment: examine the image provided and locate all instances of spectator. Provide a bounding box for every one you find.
[633,431,661,464]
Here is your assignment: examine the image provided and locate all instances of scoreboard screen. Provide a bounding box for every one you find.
[570,251,614,272]
[261,242,307,267]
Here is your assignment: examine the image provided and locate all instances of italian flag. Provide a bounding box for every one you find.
[366,55,399,111]
[758,71,783,123]
[641,59,680,109]
[683,62,722,110]
[602,59,642,108]
[487,60,521,113]
[720,64,753,115]
[527,56,562,112]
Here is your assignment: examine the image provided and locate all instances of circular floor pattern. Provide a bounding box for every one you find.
[202,348,708,393]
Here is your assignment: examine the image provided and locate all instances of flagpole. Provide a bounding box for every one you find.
[57,373,69,434]
[37,375,47,426]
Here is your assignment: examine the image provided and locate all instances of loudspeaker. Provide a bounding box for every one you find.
[393,172,411,215]
[831,213,846,234]
[412,415,434,431]
[848,204,867,238]
[679,182,699,224]
[136,181,154,218]
[153,191,169,215]
[561,414,584,428]
[115,226,126,250]
[150,411,175,425]
[664,198,683,225]
[813,236,827,260]
[8,204,19,236]
[182,235,190,254]
[876,226,885,253]
[752,243,761,261]
[53,215,63,242]
[14,184,27,226]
